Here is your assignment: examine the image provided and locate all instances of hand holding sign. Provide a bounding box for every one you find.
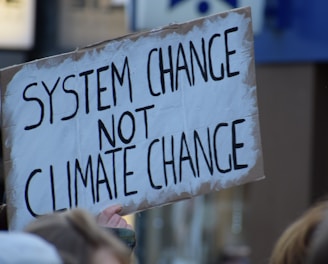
[97,204,133,230]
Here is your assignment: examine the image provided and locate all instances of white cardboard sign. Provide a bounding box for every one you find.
[1,7,264,230]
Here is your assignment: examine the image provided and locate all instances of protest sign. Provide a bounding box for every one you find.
[1,6,264,230]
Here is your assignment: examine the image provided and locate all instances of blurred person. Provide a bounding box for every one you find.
[269,199,328,264]
[0,231,63,264]
[306,211,328,264]
[25,208,133,264]
[0,203,136,250]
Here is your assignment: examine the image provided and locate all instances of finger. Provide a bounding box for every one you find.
[103,204,123,218]
[97,213,122,227]
[96,211,110,225]
[107,214,123,227]
[114,218,126,228]
[96,204,123,224]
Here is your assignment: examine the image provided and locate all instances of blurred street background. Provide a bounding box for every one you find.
[1,1,328,263]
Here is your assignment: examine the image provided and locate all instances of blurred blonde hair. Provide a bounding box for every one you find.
[269,200,328,264]
[306,211,328,264]
[25,208,131,264]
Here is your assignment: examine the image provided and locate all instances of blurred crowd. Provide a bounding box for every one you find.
[2,195,328,263]
[0,204,136,264]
